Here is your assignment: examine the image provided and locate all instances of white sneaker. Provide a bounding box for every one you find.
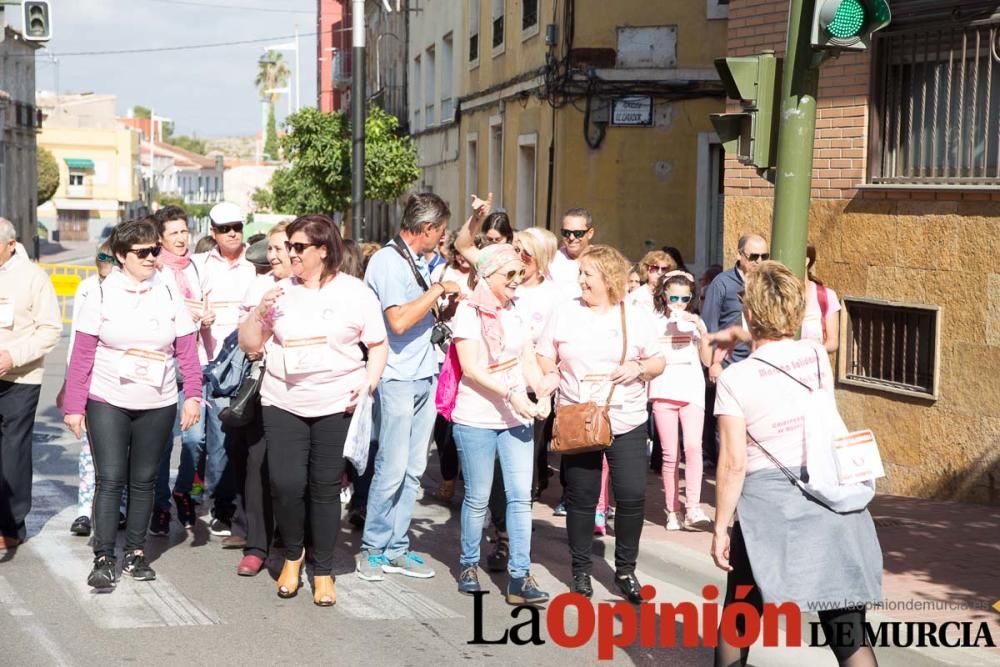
[684,506,712,529]
[665,511,682,531]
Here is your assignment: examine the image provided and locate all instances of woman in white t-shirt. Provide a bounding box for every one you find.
[537,245,665,603]
[451,244,554,605]
[711,261,881,666]
[63,219,203,591]
[649,271,714,531]
[240,215,388,607]
[802,245,841,352]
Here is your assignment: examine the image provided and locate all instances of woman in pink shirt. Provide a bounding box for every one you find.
[63,218,203,591]
[803,245,841,352]
[239,215,388,607]
[536,245,665,603]
[450,244,553,604]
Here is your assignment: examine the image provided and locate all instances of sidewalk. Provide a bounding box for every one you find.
[37,240,98,265]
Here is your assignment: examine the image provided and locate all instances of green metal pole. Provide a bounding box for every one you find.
[770,0,819,281]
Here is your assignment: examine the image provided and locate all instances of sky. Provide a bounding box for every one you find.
[30,0,318,137]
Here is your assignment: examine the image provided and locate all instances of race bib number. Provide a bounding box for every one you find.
[488,357,524,394]
[283,336,334,375]
[833,429,886,485]
[0,297,13,328]
[119,349,168,387]
[209,301,241,327]
[580,374,623,408]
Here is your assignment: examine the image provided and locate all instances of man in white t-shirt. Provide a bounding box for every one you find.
[548,208,594,300]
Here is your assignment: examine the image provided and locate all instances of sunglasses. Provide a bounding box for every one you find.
[284,241,321,254]
[667,295,692,303]
[213,223,244,235]
[516,247,533,262]
[560,229,587,239]
[128,246,162,260]
[742,251,770,262]
[647,264,673,273]
[503,268,527,282]
[96,252,114,263]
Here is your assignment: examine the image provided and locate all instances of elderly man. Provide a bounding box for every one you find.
[0,218,61,549]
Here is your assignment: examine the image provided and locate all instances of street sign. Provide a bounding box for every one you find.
[611,96,653,127]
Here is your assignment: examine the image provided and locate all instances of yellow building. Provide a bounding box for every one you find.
[37,94,143,241]
[459,0,728,269]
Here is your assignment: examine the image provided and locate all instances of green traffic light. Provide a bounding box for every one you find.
[828,0,866,38]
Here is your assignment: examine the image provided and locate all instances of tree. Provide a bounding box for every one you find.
[171,135,208,155]
[37,148,59,205]
[253,107,419,217]
[255,51,290,160]
[263,107,278,160]
[132,105,151,119]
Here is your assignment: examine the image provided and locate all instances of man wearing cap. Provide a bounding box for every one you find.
[191,202,257,537]
[0,218,61,549]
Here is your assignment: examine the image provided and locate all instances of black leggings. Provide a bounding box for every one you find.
[563,424,647,576]
[262,406,349,576]
[86,400,176,558]
[716,522,877,667]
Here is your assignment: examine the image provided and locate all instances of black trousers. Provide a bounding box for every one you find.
[434,414,459,482]
[231,410,273,559]
[0,381,41,541]
[262,406,349,576]
[563,424,647,576]
[488,409,555,532]
[86,400,176,557]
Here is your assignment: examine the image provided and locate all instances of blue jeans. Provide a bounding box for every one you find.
[204,394,239,519]
[361,377,436,560]
[453,423,534,578]
[154,388,204,511]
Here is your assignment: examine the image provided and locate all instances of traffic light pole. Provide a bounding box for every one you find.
[770,0,820,280]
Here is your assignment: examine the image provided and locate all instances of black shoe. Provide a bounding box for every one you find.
[208,517,232,537]
[122,550,156,581]
[571,573,593,598]
[118,512,127,530]
[615,572,643,604]
[172,492,196,529]
[148,508,171,537]
[70,516,91,537]
[347,507,366,530]
[87,555,117,589]
[485,535,509,573]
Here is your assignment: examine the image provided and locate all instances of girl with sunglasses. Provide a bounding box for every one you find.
[63,219,203,590]
[649,271,714,531]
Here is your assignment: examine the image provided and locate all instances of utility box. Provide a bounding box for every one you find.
[710,52,781,171]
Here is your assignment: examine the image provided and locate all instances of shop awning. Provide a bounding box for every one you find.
[64,158,94,170]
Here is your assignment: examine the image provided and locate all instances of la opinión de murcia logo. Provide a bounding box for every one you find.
[468,585,998,660]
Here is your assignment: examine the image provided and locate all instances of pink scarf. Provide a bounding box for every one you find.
[158,249,195,299]
[470,244,521,360]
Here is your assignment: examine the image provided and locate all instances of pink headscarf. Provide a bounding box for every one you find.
[157,249,195,299]
[469,244,521,360]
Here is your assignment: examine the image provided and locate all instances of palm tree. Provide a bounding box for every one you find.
[255,51,290,160]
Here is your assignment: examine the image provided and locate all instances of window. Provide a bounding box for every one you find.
[68,173,84,186]
[425,46,436,127]
[466,134,479,216]
[522,0,538,32]
[516,134,537,228]
[413,54,423,132]
[491,0,505,52]
[840,298,940,399]
[488,118,503,204]
[441,34,454,122]
[870,20,1000,186]
[707,0,729,20]
[469,0,480,63]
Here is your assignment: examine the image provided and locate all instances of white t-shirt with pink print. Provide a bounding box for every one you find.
[647,310,706,407]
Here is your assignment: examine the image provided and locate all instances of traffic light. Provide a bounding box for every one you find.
[23,1,52,42]
[811,0,890,51]
[710,52,781,172]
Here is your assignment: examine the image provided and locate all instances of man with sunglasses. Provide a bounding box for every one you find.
[700,233,768,467]
[191,202,257,538]
[0,218,61,550]
[548,208,595,300]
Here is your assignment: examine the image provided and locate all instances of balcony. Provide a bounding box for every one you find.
[66,183,93,199]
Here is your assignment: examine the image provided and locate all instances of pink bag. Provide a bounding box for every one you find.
[435,343,462,421]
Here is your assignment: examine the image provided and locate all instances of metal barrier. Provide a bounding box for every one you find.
[38,263,97,325]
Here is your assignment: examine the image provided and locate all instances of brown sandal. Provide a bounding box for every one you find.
[312,575,336,607]
[276,552,305,599]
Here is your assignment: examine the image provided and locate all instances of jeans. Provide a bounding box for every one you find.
[204,394,239,520]
[0,381,40,541]
[154,388,204,511]
[361,377,436,560]
[454,423,534,578]
[263,406,349,575]
[563,424,647,576]
[86,400,176,557]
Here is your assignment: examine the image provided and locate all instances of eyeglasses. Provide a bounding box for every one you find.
[96,252,114,263]
[503,268,527,282]
[560,229,587,240]
[647,264,673,273]
[284,241,321,254]
[128,246,162,260]
[667,295,692,303]
[741,251,770,262]
[213,223,244,235]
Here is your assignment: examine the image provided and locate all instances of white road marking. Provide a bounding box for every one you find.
[337,576,462,620]
[0,575,75,666]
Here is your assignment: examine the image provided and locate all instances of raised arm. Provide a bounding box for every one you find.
[454,192,493,267]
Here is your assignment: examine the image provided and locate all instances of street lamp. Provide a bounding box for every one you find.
[262,27,301,113]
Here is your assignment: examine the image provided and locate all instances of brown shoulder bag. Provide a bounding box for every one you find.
[551,302,627,455]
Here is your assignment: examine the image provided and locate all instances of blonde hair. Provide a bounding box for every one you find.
[743,261,806,341]
[268,221,290,237]
[516,228,558,277]
[638,250,677,284]
[580,245,630,305]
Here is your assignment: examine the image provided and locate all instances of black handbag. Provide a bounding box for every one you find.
[219,359,265,428]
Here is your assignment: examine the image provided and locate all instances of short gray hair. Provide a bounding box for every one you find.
[0,218,15,243]
[563,207,593,229]
[738,233,766,253]
[399,192,450,234]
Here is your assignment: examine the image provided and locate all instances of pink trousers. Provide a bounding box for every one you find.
[652,399,705,513]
